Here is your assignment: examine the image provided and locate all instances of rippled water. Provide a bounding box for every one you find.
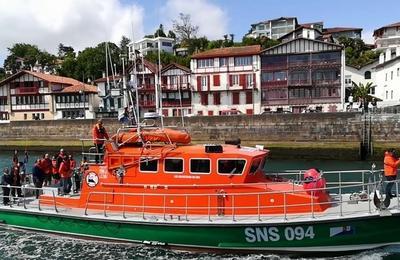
[0,151,394,259]
[0,226,397,260]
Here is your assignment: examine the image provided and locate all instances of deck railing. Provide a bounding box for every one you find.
[1,168,398,222]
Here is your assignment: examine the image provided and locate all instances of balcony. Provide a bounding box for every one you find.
[15,87,39,95]
[139,101,156,108]
[262,80,288,87]
[261,63,287,71]
[288,79,311,86]
[162,100,192,107]
[311,60,341,68]
[138,84,156,91]
[312,79,340,86]
[161,83,192,91]
[288,61,311,68]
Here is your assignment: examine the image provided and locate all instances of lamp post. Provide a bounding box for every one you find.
[79,87,86,119]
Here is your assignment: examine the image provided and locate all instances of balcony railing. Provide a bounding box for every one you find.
[312,79,341,85]
[161,83,192,91]
[261,63,287,71]
[138,84,156,91]
[139,101,156,107]
[162,100,192,107]
[15,87,39,94]
[262,80,288,87]
[288,79,311,86]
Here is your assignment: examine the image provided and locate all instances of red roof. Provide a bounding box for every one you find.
[0,70,81,86]
[61,84,98,94]
[161,63,190,73]
[374,22,400,36]
[191,45,261,59]
[323,27,362,34]
[93,75,122,83]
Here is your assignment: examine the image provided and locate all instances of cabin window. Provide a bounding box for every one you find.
[249,159,262,174]
[217,159,246,175]
[139,158,158,173]
[164,158,184,173]
[190,159,210,174]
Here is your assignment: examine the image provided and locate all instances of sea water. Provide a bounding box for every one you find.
[0,151,397,260]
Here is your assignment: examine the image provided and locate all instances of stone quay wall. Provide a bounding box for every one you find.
[1,112,400,144]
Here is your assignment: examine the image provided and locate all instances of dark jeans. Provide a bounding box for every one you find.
[61,177,72,195]
[385,175,397,197]
[2,187,10,205]
[43,174,52,186]
[94,143,104,163]
[33,177,44,199]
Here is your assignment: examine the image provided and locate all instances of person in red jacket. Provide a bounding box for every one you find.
[92,119,109,163]
[384,149,400,197]
[40,153,53,186]
[59,156,72,195]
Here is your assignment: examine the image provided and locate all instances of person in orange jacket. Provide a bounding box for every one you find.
[384,149,400,197]
[59,156,72,195]
[92,119,109,163]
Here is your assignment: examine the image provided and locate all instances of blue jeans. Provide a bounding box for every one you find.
[61,177,72,194]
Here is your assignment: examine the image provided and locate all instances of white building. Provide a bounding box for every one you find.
[374,47,400,107]
[374,22,400,51]
[0,70,99,121]
[93,75,124,118]
[129,37,175,58]
[190,45,262,116]
[344,61,378,103]
[246,17,298,40]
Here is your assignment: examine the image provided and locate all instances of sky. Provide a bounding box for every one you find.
[0,0,399,67]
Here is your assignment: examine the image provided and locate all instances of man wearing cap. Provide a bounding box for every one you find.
[92,119,109,163]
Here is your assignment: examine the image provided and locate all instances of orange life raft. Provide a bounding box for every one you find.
[115,128,191,144]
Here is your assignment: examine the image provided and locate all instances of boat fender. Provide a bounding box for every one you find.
[303,168,326,195]
[373,190,391,209]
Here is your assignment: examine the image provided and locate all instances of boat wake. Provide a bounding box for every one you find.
[0,227,395,260]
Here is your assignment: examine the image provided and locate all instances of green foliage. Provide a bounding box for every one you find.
[119,36,131,55]
[145,51,191,68]
[58,43,75,58]
[4,43,58,74]
[154,24,167,37]
[352,81,374,102]
[240,36,280,49]
[338,37,380,68]
[0,67,5,81]
[167,30,176,39]
[58,42,122,81]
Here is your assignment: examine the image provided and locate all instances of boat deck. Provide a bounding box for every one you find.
[1,192,399,225]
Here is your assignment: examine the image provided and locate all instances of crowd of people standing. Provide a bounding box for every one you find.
[1,149,85,205]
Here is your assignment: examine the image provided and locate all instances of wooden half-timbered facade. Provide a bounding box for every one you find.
[160,63,192,117]
[260,38,344,113]
[0,71,98,121]
[190,45,262,116]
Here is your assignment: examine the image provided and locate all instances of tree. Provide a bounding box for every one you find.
[4,43,57,74]
[167,30,176,39]
[352,81,375,111]
[58,43,75,58]
[172,13,199,45]
[338,37,380,68]
[145,51,191,68]
[0,68,5,81]
[119,36,131,55]
[154,24,167,37]
[241,36,280,49]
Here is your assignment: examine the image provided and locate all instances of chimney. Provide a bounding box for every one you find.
[396,46,400,57]
[379,53,385,64]
[385,48,391,62]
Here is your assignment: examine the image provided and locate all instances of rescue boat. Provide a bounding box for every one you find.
[0,125,400,254]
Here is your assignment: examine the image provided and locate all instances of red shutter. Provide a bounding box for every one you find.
[229,75,232,87]
[208,111,213,116]
[246,91,253,104]
[246,109,253,115]
[207,75,210,91]
[240,74,246,88]
[213,75,220,86]
[162,76,167,86]
[232,92,240,105]
[253,73,256,88]
[213,92,220,105]
[197,76,201,92]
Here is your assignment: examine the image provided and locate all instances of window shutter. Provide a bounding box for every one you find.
[162,76,167,85]
[213,75,220,86]
[240,74,246,88]
[253,73,256,88]
[207,75,210,91]
[197,76,201,92]
[229,75,232,87]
